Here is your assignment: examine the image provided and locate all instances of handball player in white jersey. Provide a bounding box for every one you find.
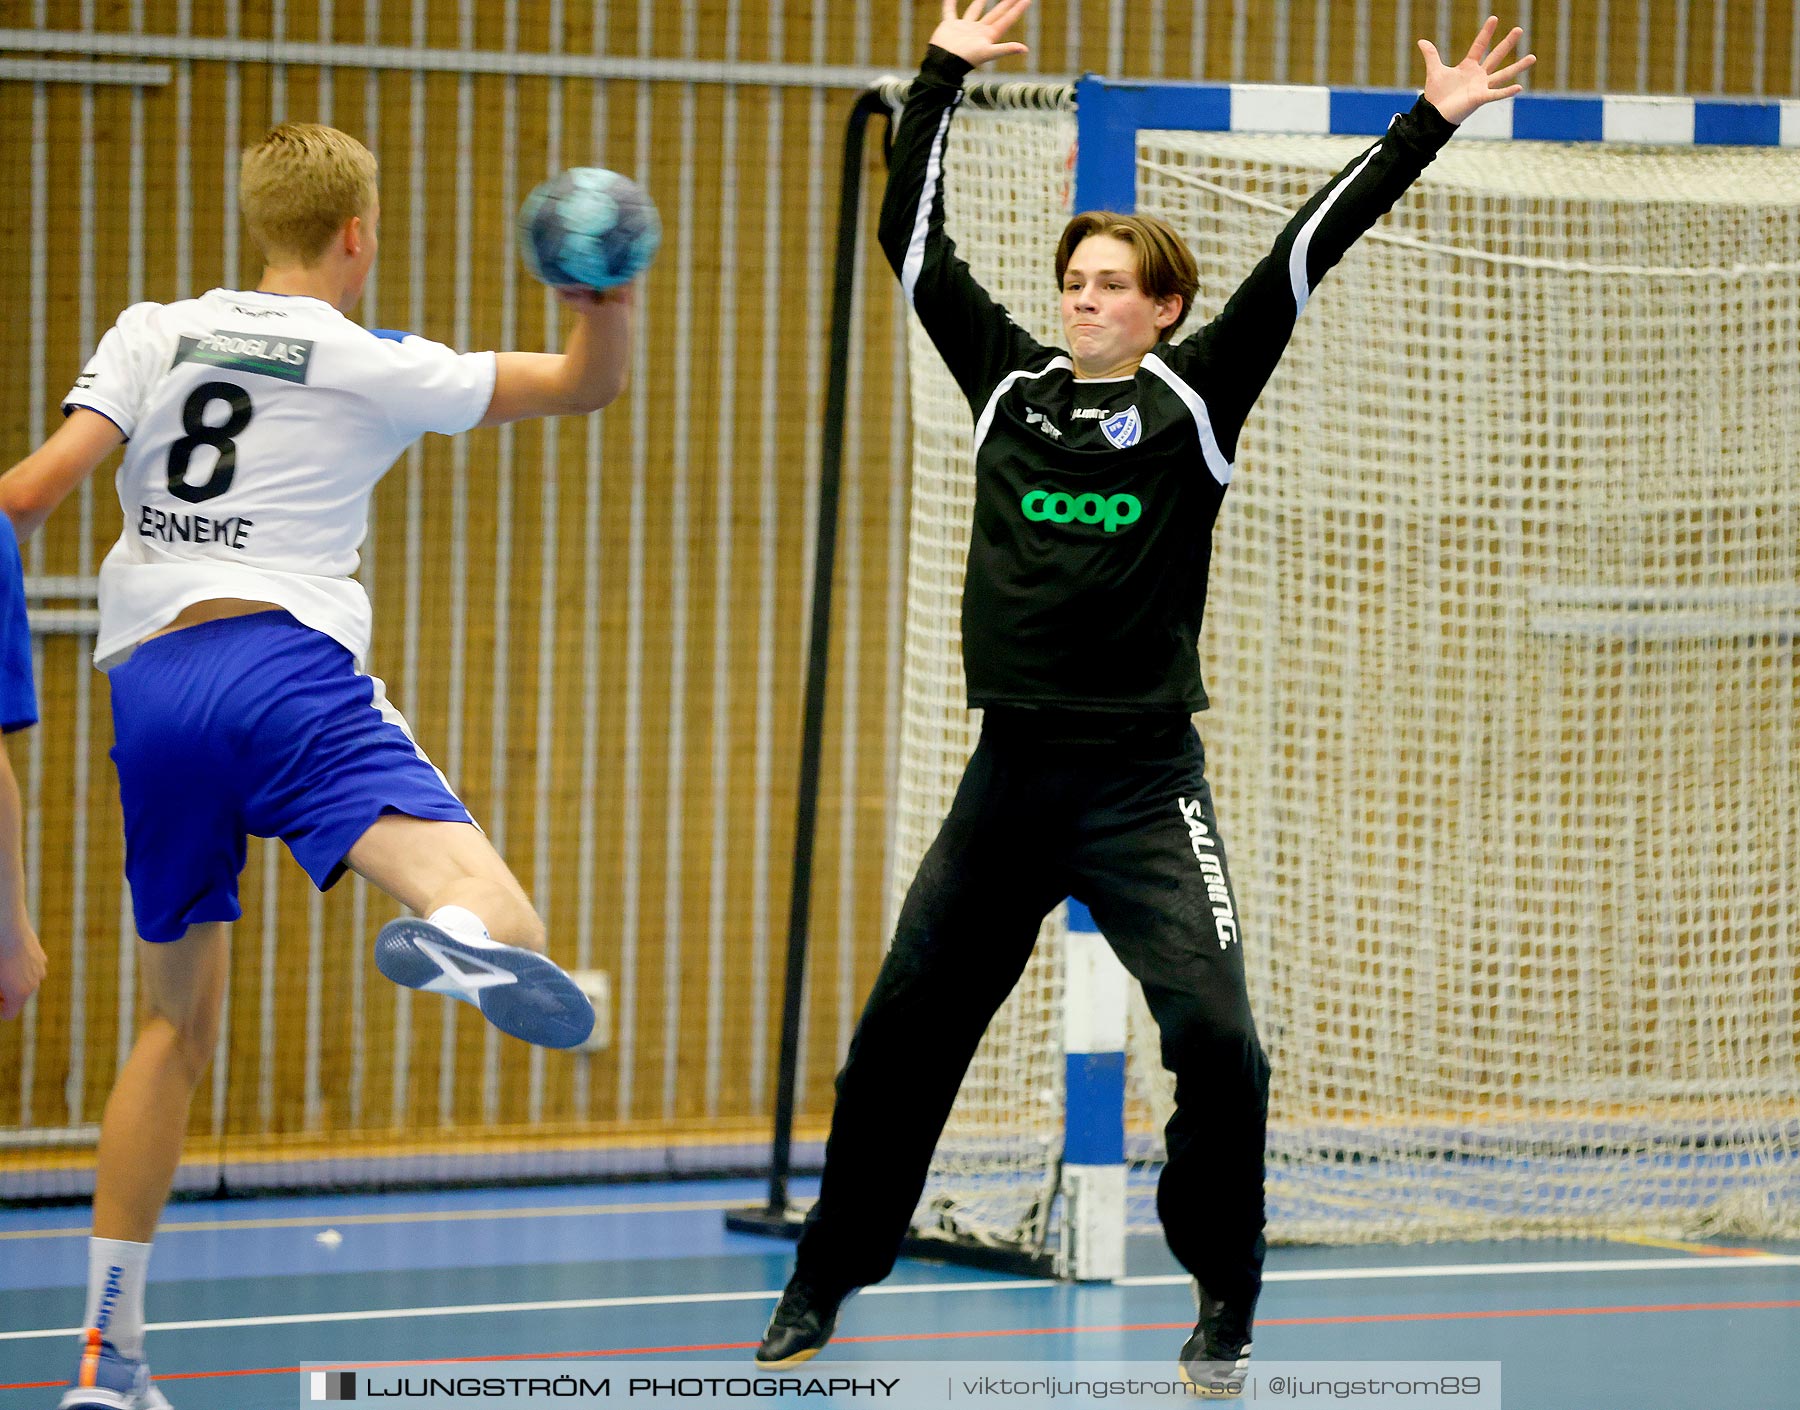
[0,123,634,1410]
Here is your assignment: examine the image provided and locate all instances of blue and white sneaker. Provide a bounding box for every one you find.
[59,1331,173,1410]
[374,918,595,1050]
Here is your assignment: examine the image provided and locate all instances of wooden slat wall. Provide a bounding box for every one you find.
[0,0,1794,1178]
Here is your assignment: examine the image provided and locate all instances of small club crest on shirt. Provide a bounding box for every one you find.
[1101,405,1141,449]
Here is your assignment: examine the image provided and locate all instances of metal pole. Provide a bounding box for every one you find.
[730,85,891,1233]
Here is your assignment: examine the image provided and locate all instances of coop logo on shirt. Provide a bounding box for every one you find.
[1020,488,1142,533]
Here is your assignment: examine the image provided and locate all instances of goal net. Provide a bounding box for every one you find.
[890,88,1081,1258]
[897,86,1800,1254]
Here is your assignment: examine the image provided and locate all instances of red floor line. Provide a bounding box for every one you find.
[6,1298,1798,1393]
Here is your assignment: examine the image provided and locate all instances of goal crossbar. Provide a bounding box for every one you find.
[1075,79,1800,212]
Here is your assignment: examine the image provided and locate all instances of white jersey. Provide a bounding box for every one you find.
[64,288,497,669]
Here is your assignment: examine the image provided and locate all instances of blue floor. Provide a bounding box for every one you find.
[3,1179,1798,1408]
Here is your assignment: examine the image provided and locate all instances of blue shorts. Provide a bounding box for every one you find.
[0,519,38,734]
[108,610,472,943]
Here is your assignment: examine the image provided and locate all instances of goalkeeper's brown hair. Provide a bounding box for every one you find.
[240,122,378,267]
[1054,212,1200,335]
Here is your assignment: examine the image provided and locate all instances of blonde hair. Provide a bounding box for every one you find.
[240,122,378,267]
[1054,211,1200,335]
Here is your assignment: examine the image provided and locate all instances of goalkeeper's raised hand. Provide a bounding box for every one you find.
[1418,15,1536,125]
[930,0,1032,69]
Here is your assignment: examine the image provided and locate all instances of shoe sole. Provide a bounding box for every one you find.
[753,1346,822,1369]
[375,920,595,1050]
[58,1382,173,1410]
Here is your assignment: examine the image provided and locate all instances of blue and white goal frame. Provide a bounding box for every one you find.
[1050,76,1800,1282]
[1072,78,1800,213]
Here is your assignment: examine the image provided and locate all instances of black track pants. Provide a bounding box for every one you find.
[795,716,1270,1311]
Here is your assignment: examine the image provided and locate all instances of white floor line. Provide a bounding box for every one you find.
[4,1256,1797,1343]
[0,1199,749,1242]
[1120,1253,1800,1287]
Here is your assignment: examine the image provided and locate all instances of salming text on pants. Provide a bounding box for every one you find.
[795,711,1270,1311]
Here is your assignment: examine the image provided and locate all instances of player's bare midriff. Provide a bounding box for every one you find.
[142,597,286,642]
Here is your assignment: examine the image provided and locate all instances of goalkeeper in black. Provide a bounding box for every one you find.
[757,0,1533,1389]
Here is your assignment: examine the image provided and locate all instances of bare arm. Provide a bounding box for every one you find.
[0,409,126,537]
[0,740,42,1021]
[478,284,636,428]
[0,411,101,1017]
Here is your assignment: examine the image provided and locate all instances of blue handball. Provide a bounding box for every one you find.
[517,168,661,291]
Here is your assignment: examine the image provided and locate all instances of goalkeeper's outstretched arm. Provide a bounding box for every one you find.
[1168,16,1534,459]
[877,0,1047,412]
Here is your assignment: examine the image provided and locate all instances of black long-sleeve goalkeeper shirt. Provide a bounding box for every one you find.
[878,46,1455,717]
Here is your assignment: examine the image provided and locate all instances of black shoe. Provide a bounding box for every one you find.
[755,1278,852,1367]
[1176,1282,1253,1397]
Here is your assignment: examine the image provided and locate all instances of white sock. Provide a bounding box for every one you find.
[83,1237,151,1359]
[426,904,502,949]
